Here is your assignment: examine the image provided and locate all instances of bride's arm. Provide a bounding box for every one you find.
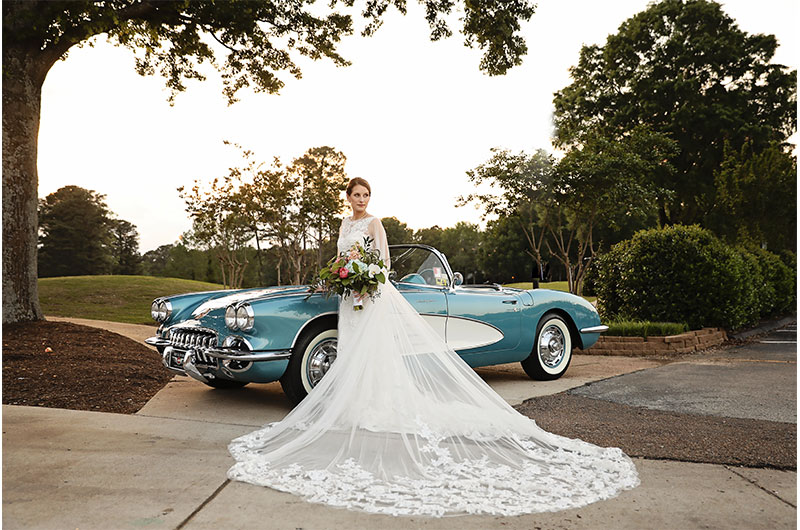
[368,217,391,269]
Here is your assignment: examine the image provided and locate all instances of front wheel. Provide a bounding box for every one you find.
[521,314,573,380]
[280,323,338,405]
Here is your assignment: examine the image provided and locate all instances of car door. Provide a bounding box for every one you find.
[445,286,522,360]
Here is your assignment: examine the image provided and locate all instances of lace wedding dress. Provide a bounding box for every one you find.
[228,215,639,517]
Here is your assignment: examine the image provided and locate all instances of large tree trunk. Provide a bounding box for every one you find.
[2,47,47,323]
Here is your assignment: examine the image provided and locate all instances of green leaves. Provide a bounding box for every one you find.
[552,0,796,229]
[594,224,794,330]
[38,185,137,278]
[6,0,536,104]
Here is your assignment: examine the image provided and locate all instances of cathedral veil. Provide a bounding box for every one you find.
[228,215,639,517]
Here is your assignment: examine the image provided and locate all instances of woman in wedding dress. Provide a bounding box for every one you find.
[228,178,639,517]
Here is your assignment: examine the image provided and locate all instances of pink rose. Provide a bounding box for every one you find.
[338,268,349,279]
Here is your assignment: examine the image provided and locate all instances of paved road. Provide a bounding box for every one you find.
[570,324,797,423]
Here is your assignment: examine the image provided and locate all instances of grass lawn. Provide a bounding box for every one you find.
[503,281,597,303]
[39,275,596,325]
[38,275,224,325]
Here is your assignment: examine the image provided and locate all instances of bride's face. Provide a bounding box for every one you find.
[347,185,370,215]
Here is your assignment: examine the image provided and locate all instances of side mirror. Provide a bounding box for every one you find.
[388,270,397,281]
[453,272,464,286]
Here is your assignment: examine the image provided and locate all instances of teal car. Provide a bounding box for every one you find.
[146,244,608,404]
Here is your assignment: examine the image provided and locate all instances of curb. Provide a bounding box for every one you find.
[728,314,796,341]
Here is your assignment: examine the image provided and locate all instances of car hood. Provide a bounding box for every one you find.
[190,285,309,319]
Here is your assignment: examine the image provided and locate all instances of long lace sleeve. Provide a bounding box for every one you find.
[368,217,391,270]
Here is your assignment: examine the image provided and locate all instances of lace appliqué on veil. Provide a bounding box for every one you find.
[228,417,639,517]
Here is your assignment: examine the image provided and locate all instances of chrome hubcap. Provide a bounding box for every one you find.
[538,325,565,368]
[306,338,338,387]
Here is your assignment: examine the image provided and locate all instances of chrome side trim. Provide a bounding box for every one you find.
[204,348,292,362]
[580,325,609,333]
[445,314,505,335]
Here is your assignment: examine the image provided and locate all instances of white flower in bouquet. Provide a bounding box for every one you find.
[367,263,382,278]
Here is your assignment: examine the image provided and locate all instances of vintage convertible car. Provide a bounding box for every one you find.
[145,244,607,404]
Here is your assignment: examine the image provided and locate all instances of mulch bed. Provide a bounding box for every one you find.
[2,320,172,414]
[515,393,797,470]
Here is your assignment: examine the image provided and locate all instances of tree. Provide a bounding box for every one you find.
[480,214,530,284]
[109,219,142,274]
[553,0,796,228]
[288,146,348,270]
[141,244,174,277]
[38,185,114,277]
[439,222,483,281]
[179,177,252,289]
[414,226,444,250]
[551,126,677,295]
[459,148,556,287]
[3,1,536,322]
[712,142,797,252]
[239,155,307,286]
[381,217,415,246]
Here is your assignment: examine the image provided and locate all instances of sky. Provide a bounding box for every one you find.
[37,0,798,253]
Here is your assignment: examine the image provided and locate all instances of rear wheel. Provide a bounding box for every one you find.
[280,323,338,405]
[521,313,573,380]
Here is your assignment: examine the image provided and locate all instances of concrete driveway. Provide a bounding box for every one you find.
[3,318,796,529]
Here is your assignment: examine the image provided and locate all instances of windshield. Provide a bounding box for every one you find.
[391,247,450,287]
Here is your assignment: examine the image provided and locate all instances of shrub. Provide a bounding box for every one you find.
[605,320,688,338]
[736,246,771,318]
[742,246,796,315]
[595,225,759,330]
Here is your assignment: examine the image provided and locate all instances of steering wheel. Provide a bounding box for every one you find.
[418,268,437,285]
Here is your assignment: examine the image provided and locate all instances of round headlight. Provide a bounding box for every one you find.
[161,300,172,322]
[151,301,161,322]
[225,305,238,330]
[236,304,254,331]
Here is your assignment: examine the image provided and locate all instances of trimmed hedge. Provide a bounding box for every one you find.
[595,225,795,330]
[605,320,688,338]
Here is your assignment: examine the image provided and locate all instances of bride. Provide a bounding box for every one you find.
[228,178,639,517]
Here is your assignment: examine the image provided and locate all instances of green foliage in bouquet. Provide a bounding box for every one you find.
[307,236,388,302]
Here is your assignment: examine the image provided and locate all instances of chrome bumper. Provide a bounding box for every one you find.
[580,325,609,333]
[145,336,291,384]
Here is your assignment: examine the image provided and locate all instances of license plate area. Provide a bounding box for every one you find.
[168,349,218,370]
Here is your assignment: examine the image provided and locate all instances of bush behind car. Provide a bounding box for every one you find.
[594,225,795,330]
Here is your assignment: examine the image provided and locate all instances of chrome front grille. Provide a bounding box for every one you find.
[168,329,218,365]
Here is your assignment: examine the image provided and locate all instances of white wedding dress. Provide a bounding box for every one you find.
[228,215,639,517]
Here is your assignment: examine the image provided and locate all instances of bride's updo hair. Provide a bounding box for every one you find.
[346,177,371,196]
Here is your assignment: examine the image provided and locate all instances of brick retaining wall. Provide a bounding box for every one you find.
[585,328,727,356]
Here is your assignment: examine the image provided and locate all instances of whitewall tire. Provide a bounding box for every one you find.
[521,314,573,380]
[280,324,338,405]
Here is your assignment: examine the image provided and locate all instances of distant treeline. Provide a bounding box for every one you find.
[140,216,554,287]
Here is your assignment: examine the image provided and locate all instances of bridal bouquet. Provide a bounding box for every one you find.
[308,236,388,311]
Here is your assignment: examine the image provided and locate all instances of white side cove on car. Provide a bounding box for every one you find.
[420,314,504,350]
